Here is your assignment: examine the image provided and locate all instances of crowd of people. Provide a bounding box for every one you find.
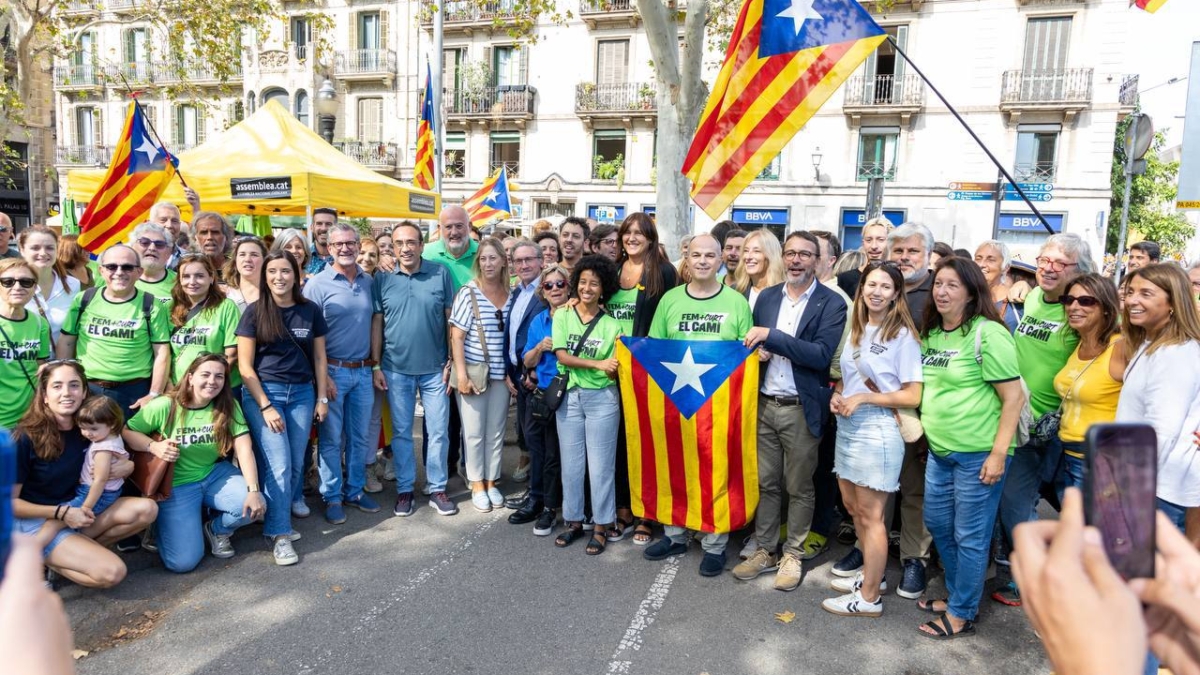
[5,201,1200,670]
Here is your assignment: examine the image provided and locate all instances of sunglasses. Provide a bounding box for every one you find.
[542,280,567,291]
[0,226,10,233]
[0,277,36,289]
[494,309,505,332]
[1060,294,1100,308]
[101,263,139,273]
[137,237,170,249]
[45,358,82,368]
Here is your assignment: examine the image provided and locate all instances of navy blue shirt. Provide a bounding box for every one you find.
[236,301,328,384]
[372,259,454,375]
[523,308,559,389]
[15,427,88,506]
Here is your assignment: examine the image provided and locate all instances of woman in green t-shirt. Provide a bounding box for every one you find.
[917,257,1024,640]
[0,259,51,429]
[124,353,264,573]
[169,254,241,389]
[553,255,624,555]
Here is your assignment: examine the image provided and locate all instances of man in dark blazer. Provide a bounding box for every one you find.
[733,231,847,592]
[502,240,549,523]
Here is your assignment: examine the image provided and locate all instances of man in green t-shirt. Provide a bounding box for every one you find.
[998,233,1092,585]
[422,205,479,292]
[645,234,753,578]
[57,244,172,419]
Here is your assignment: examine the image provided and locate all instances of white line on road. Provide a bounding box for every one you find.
[606,555,681,675]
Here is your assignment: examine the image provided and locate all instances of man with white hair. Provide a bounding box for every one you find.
[0,212,18,258]
[127,223,176,308]
[148,186,199,268]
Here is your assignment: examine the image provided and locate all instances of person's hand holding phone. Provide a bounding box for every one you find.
[1130,512,1200,675]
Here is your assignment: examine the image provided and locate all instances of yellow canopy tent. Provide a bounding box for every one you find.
[67,100,440,220]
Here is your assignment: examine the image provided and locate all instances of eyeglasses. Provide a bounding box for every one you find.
[101,263,139,273]
[233,235,262,245]
[329,241,358,249]
[1060,294,1100,308]
[0,277,36,289]
[783,250,816,260]
[542,280,567,291]
[45,358,82,369]
[0,227,10,234]
[512,256,540,266]
[1035,256,1079,273]
[494,309,505,332]
[136,237,170,249]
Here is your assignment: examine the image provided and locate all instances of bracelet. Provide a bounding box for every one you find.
[260,403,274,412]
[371,364,382,372]
[63,506,71,520]
[54,504,64,520]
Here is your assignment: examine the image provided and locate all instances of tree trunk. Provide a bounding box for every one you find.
[638,0,707,255]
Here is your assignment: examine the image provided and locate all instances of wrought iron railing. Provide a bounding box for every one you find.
[446,86,535,116]
[1001,68,1093,105]
[843,73,924,107]
[580,0,635,14]
[438,0,521,22]
[61,0,97,12]
[55,62,101,87]
[575,81,657,113]
[334,49,398,75]
[1119,74,1139,107]
[856,161,895,181]
[1014,162,1056,182]
[55,145,112,166]
[489,160,520,178]
[336,141,398,168]
[444,151,466,178]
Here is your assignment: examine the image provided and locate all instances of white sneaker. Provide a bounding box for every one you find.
[365,476,384,494]
[383,456,396,481]
[291,500,311,518]
[830,570,889,595]
[738,534,759,560]
[821,589,882,617]
[272,537,299,566]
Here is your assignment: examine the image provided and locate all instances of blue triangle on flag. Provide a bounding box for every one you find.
[127,105,177,174]
[759,0,884,58]
[623,337,754,419]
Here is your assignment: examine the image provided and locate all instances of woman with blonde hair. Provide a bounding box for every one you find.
[57,234,96,289]
[730,229,785,310]
[19,226,80,342]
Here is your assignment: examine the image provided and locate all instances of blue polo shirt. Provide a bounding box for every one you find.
[523,308,558,389]
[372,259,454,375]
[302,264,373,361]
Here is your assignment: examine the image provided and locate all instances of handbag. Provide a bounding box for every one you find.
[1031,346,1102,446]
[449,285,492,393]
[851,347,923,443]
[541,309,606,414]
[130,433,175,501]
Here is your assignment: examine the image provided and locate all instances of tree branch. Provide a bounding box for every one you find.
[679,0,708,128]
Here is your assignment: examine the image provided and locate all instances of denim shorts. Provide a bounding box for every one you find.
[67,484,122,516]
[15,517,78,558]
[834,404,904,493]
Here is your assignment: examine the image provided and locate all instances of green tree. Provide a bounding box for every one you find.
[347,216,374,239]
[1107,115,1196,255]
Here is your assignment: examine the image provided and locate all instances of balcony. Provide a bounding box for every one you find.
[490,160,520,179]
[580,0,639,28]
[55,63,103,89]
[1119,74,1139,115]
[1000,68,1093,124]
[575,81,656,127]
[842,73,925,128]
[446,86,536,128]
[1014,162,1056,183]
[425,0,522,36]
[856,161,895,182]
[106,0,139,12]
[336,141,397,171]
[60,0,97,14]
[334,49,397,81]
[55,145,112,166]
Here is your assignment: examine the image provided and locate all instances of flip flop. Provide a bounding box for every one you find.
[919,615,976,641]
[632,520,654,546]
[606,517,635,542]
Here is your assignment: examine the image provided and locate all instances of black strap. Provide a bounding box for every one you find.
[0,318,38,391]
[79,287,155,341]
[569,309,605,357]
[171,301,209,335]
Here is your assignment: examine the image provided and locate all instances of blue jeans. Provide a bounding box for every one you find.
[385,370,449,494]
[924,450,1010,622]
[156,461,252,573]
[1056,441,1086,503]
[318,365,374,503]
[556,386,620,525]
[1158,498,1187,531]
[243,382,314,537]
[999,437,1062,542]
[89,379,150,421]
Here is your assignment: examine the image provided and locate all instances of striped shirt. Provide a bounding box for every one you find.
[449,284,507,380]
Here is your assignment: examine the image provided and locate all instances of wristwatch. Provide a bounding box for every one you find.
[318,397,330,404]
[247,485,260,493]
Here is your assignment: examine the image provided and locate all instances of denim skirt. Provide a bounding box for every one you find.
[834,404,904,493]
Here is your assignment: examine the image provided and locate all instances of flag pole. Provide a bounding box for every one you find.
[116,70,190,190]
[887,36,1054,235]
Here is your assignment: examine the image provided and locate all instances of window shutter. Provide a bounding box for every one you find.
[349,12,359,52]
[172,105,182,146]
[518,45,528,85]
[379,10,389,51]
[358,98,382,142]
[141,105,156,140]
[94,108,103,146]
[197,107,207,144]
[482,46,493,86]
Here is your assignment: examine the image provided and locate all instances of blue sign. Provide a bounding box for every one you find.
[948,190,996,201]
[840,209,906,251]
[586,204,626,223]
[1004,182,1053,193]
[998,213,1063,233]
[1003,191,1053,202]
[731,207,789,226]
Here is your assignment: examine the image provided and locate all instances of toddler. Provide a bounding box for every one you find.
[70,396,129,516]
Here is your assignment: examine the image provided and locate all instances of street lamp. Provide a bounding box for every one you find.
[811,147,823,181]
[316,79,338,144]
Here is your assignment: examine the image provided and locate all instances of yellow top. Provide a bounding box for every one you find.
[1054,338,1123,447]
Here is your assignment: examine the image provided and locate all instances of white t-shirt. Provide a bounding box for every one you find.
[34,274,81,345]
[839,324,924,398]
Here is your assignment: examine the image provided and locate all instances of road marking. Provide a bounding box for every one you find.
[606,555,681,674]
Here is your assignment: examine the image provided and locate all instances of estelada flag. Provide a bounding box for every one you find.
[461,165,513,225]
[79,102,178,255]
[683,0,886,219]
[413,62,436,191]
[617,337,760,534]
[1131,0,1168,12]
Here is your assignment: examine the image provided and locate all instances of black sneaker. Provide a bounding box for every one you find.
[533,509,556,536]
[116,535,140,552]
[831,547,864,578]
[888,530,901,560]
[897,559,926,599]
[836,519,857,545]
[393,492,414,517]
[508,500,543,525]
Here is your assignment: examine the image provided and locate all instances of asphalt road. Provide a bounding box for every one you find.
[62,423,1051,675]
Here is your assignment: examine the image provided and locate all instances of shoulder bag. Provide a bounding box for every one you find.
[531,310,605,420]
[974,321,1035,447]
[131,430,175,501]
[449,285,493,393]
[851,347,923,443]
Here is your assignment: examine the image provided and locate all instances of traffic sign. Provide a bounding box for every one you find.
[1002,182,1053,193]
[949,181,999,192]
[947,190,996,201]
[1003,191,1053,202]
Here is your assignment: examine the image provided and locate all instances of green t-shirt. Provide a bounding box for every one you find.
[606,286,639,336]
[97,270,176,309]
[648,284,753,341]
[61,289,171,381]
[422,239,479,292]
[0,311,50,428]
[170,298,241,385]
[1014,287,1080,417]
[552,307,623,390]
[920,316,1021,455]
[127,396,249,486]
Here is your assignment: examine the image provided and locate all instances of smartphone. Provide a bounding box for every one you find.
[1084,423,1157,580]
[0,430,15,582]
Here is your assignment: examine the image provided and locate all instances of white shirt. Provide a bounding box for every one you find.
[762,280,817,397]
[839,325,924,398]
[508,276,539,365]
[34,274,81,345]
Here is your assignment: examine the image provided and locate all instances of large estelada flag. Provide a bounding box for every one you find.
[683,0,886,219]
[617,337,760,534]
[413,62,436,191]
[1131,0,1168,12]
[79,102,178,254]
[461,165,513,225]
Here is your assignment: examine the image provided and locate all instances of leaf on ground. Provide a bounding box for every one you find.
[774,610,796,624]
[71,649,90,660]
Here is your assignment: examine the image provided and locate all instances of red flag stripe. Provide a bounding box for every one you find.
[632,362,659,523]
[682,7,757,174]
[84,188,164,252]
[663,395,689,527]
[695,399,716,532]
[726,361,747,529]
[79,152,133,228]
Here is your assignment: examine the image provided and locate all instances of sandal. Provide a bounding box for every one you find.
[632,519,654,546]
[917,598,949,615]
[607,517,634,542]
[555,523,585,548]
[586,531,608,556]
[918,614,976,640]
[990,581,1022,607]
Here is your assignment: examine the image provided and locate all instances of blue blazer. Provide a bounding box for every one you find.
[752,282,848,437]
[503,285,548,378]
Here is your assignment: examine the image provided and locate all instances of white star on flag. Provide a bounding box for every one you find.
[135,135,161,164]
[487,188,501,203]
[776,0,823,36]
[663,347,717,395]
